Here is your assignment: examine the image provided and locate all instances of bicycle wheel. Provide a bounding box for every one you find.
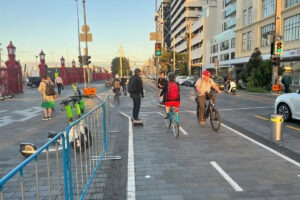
[209,108,221,131]
[172,120,179,138]
[116,94,120,104]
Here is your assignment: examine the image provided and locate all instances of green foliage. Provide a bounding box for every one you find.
[159,50,188,75]
[240,48,263,82]
[247,59,272,89]
[111,57,130,76]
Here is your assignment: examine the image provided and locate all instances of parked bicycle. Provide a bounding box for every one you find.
[163,102,180,138]
[196,91,221,131]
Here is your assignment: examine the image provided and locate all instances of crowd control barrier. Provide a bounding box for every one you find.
[0,95,110,200]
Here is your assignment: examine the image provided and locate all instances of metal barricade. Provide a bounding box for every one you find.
[0,95,109,200]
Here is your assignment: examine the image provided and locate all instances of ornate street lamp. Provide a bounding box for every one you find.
[39,50,45,62]
[72,60,75,67]
[60,56,65,66]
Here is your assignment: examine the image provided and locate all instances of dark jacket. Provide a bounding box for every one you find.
[128,75,144,97]
[158,77,168,89]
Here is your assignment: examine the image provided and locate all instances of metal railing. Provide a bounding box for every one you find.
[0,95,109,200]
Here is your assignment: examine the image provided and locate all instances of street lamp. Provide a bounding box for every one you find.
[0,43,2,66]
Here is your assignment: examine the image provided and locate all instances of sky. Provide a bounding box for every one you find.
[0,0,157,69]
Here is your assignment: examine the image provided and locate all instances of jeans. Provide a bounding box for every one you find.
[57,83,63,95]
[131,93,141,120]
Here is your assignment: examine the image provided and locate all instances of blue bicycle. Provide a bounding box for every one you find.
[164,105,180,138]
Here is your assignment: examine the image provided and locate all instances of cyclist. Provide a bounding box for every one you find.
[112,74,121,94]
[121,75,127,93]
[195,70,221,125]
[162,72,180,119]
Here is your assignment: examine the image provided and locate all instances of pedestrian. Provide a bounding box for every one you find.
[281,72,292,93]
[55,74,63,95]
[121,75,127,93]
[112,74,121,94]
[38,75,55,120]
[127,68,144,122]
[157,71,168,105]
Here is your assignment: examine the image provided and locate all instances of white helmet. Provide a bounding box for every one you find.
[115,74,119,79]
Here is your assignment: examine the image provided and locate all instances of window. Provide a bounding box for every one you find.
[262,0,275,17]
[220,53,230,61]
[211,44,218,53]
[242,33,247,51]
[261,23,275,47]
[231,52,235,59]
[248,7,253,23]
[247,31,252,50]
[243,9,247,26]
[286,0,300,7]
[231,37,236,48]
[220,40,229,51]
[284,14,300,42]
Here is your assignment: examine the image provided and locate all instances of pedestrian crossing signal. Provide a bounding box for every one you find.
[274,41,283,55]
[155,43,162,56]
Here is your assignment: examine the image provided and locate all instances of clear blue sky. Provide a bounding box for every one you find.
[0,0,156,68]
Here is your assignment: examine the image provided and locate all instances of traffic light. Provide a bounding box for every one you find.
[155,42,162,56]
[84,55,91,65]
[272,56,280,65]
[78,55,83,66]
[274,40,283,55]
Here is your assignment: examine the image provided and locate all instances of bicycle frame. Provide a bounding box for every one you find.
[169,107,180,124]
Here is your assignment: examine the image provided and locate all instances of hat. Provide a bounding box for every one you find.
[115,74,119,78]
[202,70,211,77]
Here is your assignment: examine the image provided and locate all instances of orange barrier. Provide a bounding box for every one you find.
[272,84,282,91]
[83,87,97,96]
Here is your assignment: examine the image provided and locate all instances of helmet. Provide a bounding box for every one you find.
[115,74,119,79]
[202,70,211,77]
[168,72,175,81]
[134,68,141,74]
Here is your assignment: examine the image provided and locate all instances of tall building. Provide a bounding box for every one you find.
[170,0,217,75]
[233,0,300,86]
[157,0,172,51]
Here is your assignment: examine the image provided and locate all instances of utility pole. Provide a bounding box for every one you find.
[155,0,159,96]
[76,0,81,57]
[119,43,123,77]
[272,0,282,86]
[82,0,90,87]
[173,37,176,72]
[188,19,192,77]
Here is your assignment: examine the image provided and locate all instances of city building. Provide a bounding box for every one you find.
[157,0,172,51]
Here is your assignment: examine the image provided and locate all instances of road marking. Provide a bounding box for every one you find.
[119,111,136,200]
[286,125,300,131]
[222,123,300,168]
[156,112,188,135]
[210,161,243,192]
[254,115,269,121]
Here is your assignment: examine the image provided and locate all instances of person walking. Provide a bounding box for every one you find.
[121,75,127,93]
[157,71,168,105]
[38,75,56,120]
[128,68,144,122]
[281,72,292,93]
[55,74,63,95]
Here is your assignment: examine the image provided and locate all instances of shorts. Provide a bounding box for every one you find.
[165,101,180,108]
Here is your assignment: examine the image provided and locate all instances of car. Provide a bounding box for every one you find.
[211,75,225,90]
[177,76,188,85]
[184,76,197,87]
[26,76,41,88]
[274,89,300,121]
[175,76,187,83]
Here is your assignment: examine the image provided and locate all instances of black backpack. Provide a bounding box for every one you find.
[44,81,55,96]
[127,77,135,93]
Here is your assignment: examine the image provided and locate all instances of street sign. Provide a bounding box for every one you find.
[81,25,90,33]
[150,32,162,41]
[80,33,93,42]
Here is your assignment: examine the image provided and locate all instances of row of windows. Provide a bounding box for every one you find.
[209,52,235,63]
[242,32,252,51]
[243,6,253,26]
[286,0,300,7]
[210,38,236,54]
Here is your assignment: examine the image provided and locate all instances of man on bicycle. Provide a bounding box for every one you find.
[195,70,221,125]
[162,72,180,119]
[112,74,121,94]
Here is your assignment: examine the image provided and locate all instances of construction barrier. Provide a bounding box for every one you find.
[0,95,111,200]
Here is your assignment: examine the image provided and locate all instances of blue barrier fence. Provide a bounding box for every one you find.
[0,95,109,200]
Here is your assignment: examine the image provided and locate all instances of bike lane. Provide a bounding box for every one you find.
[115,88,300,200]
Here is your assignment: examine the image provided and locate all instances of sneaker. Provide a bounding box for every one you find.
[48,117,52,120]
[164,113,169,119]
[42,117,48,121]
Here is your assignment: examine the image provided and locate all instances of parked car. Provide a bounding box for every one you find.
[274,89,300,121]
[175,76,187,84]
[211,75,225,90]
[184,76,197,87]
[26,76,41,88]
[178,76,188,85]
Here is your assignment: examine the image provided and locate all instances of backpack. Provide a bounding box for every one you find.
[127,77,134,93]
[114,80,120,89]
[166,81,179,100]
[44,81,55,96]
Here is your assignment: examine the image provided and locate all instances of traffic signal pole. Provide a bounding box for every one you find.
[272,0,282,86]
[155,0,159,97]
[82,0,90,87]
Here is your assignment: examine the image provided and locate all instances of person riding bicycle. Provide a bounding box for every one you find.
[195,70,221,125]
[112,74,121,94]
[162,72,180,119]
[121,75,127,93]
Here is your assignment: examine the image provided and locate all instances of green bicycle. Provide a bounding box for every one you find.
[164,105,180,138]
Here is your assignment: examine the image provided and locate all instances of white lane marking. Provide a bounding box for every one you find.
[156,112,188,135]
[222,123,300,168]
[120,111,136,200]
[210,161,244,192]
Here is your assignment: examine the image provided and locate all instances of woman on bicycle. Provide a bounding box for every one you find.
[162,72,180,119]
[195,70,221,125]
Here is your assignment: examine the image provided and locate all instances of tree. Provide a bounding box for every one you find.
[159,50,188,75]
[241,48,263,82]
[111,57,130,76]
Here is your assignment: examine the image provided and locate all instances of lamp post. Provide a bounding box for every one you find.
[75,0,82,57]
[0,43,2,67]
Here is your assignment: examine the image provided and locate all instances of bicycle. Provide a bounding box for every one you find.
[20,95,91,157]
[163,102,180,138]
[196,91,221,131]
[114,89,121,104]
